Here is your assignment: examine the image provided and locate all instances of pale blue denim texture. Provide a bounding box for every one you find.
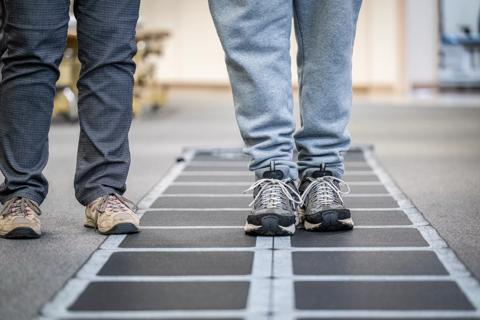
[209,0,362,180]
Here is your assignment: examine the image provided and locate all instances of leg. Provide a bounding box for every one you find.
[0,0,69,205]
[210,1,302,236]
[209,0,298,180]
[73,0,139,205]
[293,0,362,178]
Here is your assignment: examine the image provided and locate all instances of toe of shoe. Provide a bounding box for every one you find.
[97,213,139,234]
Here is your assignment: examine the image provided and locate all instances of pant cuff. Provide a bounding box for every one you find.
[76,187,123,206]
[0,190,45,206]
[254,164,298,181]
[301,166,344,180]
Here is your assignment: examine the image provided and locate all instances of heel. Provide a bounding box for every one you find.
[244,214,295,236]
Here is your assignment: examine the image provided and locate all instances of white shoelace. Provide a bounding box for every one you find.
[301,176,350,207]
[245,179,302,209]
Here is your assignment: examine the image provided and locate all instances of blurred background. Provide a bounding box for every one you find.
[135,0,477,92]
[51,0,480,121]
[1,0,480,319]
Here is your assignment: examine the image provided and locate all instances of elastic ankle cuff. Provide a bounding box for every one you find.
[255,165,298,181]
[302,167,344,180]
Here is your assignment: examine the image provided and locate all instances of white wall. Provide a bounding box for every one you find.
[139,0,227,84]
[354,0,401,87]
[405,0,438,85]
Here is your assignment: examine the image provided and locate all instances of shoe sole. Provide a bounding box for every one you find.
[244,214,296,236]
[99,222,140,235]
[1,227,41,239]
[300,209,354,232]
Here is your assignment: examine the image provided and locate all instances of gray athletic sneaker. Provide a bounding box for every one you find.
[0,197,42,239]
[299,166,353,231]
[244,168,302,236]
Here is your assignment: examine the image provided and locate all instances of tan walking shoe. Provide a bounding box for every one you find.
[85,194,139,235]
[0,197,42,239]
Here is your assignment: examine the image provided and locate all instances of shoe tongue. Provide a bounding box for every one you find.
[263,170,284,180]
[311,170,334,178]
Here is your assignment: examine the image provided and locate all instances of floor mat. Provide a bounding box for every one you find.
[40,146,480,320]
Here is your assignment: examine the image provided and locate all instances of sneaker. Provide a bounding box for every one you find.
[244,168,302,236]
[0,197,42,239]
[85,194,140,235]
[299,166,353,231]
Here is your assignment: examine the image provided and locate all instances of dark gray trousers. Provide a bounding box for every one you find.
[0,0,139,205]
[0,1,5,74]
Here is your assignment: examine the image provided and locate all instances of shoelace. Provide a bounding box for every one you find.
[245,179,302,209]
[301,176,350,207]
[96,194,137,214]
[0,197,41,217]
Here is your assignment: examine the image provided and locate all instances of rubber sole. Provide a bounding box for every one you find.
[1,227,41,239]
[244,214,296,236]
[300,209,354,232]
[84,222,95,229]
[84,219,140,235]
[99,222,139,235]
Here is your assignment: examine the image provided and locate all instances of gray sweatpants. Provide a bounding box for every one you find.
[209,0,361,180]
